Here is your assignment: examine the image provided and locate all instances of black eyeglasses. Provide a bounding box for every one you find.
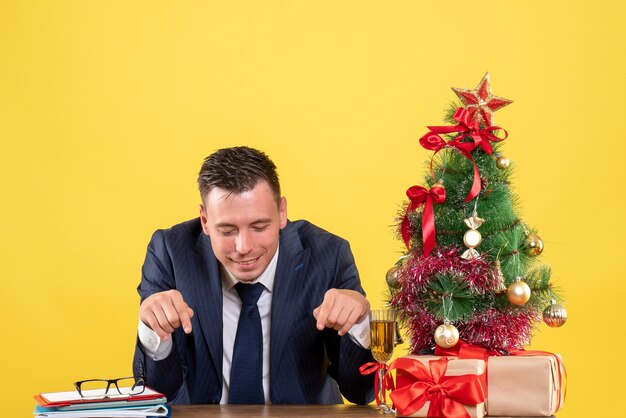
[73,376,145,399]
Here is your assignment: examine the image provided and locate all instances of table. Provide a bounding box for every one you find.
[169,405,380,417]
[168,404,556,417]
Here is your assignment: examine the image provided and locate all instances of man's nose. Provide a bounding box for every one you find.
[235,230,252,254]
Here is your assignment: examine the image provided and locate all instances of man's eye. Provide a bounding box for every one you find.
[253,225,269,232]
[220,230,236,236]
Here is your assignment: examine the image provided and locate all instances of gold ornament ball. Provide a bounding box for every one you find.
[386,266,401,288]
[432,179,445,191]
[434,322,459,348]
[525,234,544,256]
[496,156,510,169]
[507,279,531,306]
[543,301,568,327]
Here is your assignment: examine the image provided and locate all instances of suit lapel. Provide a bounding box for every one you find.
[270,223,310,383]
[187,232,223,383]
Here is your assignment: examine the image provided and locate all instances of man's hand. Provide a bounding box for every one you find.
[139,290,194,340]
[312,289,370,336]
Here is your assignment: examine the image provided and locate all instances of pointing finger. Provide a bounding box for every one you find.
[171,293,193,334]
[314,290,337,330]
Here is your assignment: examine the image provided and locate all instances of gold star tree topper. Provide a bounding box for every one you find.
[452,73,513,128]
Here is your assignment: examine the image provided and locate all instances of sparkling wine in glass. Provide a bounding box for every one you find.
[370,310,395,413]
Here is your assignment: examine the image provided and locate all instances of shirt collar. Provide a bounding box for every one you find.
[220,245,279,293]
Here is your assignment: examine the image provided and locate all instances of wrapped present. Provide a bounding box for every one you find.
[388,355,486,418]
[487,353,565,416]
[434,341,566,416]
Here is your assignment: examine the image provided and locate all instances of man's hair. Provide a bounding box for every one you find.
[197,146,281,204]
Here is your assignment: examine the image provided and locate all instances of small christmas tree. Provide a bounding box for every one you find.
[389,73,567,354]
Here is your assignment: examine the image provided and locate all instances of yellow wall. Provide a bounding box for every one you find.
[1,1,624,416]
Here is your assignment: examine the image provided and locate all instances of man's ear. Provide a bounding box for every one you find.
[279,197,288,229]
[199,204,210,236]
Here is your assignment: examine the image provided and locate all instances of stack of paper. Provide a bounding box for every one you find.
[33,387,168,418]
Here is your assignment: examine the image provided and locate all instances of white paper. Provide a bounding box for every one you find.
[41,387,162,403]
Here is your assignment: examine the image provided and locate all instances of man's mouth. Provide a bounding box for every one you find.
[233,257,260,266]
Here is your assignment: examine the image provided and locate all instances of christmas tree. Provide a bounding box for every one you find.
[389,73,567,354]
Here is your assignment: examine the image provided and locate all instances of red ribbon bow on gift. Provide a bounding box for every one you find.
[419,108,508,202]
[359,362,393,406]
[388,357,485,418]
[401,183,446,256]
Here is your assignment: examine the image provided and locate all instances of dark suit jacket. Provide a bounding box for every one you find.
[133,218,375,405]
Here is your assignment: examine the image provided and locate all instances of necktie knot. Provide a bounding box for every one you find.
[234,282,264,307]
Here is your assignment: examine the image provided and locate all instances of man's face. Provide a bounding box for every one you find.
[199,181,287,282]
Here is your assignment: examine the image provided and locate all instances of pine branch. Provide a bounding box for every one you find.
[425,273,488,322]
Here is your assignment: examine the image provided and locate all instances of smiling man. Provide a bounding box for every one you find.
[133,146,375,405]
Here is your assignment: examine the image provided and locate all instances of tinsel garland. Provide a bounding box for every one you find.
[394,247,498,296]
[459,309,537,352]
[391,246,537,353]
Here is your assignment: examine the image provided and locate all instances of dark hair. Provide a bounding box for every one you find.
[197,146,281,204]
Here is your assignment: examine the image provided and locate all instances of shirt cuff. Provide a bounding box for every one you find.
[138,319,173,361]
[347,314,371,349]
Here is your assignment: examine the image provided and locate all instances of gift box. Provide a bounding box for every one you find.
[486,353,565,417]
[389,355,486,418]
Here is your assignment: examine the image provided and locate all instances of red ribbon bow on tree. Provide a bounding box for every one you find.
[419,107,508,202]
[424,107,508,155]
[401,183,446,256]
[388,357,485,418]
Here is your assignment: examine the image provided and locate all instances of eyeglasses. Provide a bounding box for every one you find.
[73,376,145,399]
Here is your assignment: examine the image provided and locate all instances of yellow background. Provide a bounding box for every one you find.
[1,1,624,416]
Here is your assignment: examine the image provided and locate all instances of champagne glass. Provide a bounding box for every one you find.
[370,309,395,413]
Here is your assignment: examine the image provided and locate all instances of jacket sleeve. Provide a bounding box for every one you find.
[132,229,185,401]
[323,239,376,405]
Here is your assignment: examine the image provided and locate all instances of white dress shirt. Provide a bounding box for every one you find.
[138,245,371,404]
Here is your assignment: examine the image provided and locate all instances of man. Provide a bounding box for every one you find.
[133,146,375,405]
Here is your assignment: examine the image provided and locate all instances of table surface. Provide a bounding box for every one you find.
[167,404,556,417]
[170,405,379,417]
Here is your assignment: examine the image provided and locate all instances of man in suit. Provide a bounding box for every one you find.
[133,146,375,405]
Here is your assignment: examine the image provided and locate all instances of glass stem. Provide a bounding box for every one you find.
[377,365,386,407]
